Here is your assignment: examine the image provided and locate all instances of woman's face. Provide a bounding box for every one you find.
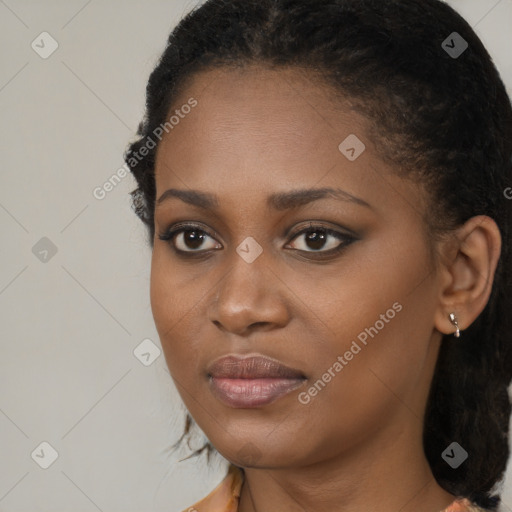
[150,65,445,468]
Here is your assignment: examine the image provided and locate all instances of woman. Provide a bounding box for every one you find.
[124,1,512,511]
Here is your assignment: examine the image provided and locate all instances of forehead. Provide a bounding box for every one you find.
[168,65,361,141]
[157,67,366,176]
[153,65,427,219]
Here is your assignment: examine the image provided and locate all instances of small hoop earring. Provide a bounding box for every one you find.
[448,312,460,338]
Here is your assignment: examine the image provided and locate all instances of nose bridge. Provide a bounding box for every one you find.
[216,246,269,313]
[209,243,289,334]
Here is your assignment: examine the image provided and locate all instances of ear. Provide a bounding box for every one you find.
[433,215,502,337]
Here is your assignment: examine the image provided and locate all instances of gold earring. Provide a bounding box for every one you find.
[448,313,460,338]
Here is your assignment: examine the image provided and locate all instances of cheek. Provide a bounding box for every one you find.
[149,248,221,392]
[149,250,196,373]
[306,235,435,395]
[149,248,200,330]
[292,302,433,460]
[149,254,175,336]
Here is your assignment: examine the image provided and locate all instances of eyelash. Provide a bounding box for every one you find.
[158,222,357,260]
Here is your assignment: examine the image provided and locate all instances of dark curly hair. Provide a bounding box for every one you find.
[124,0,512,509]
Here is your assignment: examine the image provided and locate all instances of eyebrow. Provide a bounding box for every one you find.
[156,187,372,211]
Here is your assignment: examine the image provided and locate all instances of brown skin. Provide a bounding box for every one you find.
[150,66,501,512]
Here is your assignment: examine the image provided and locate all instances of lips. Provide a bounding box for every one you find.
[207,355,306,408]
[207,355,305,379]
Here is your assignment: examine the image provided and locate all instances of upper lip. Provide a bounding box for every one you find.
[207,354,306,379]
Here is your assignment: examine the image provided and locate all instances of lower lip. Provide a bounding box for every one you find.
[209,377,305,408]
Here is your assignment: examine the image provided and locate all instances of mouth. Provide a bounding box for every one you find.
[207,355,306,408]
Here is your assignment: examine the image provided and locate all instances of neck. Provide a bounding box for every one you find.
[238,416,457,512]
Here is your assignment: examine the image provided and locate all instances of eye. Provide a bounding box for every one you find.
[158,223,222,253]
[285,223,354,254]
[158,221,356,258]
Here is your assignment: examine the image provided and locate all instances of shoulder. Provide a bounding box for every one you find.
[443,497,500,512]
[179,464,244,512]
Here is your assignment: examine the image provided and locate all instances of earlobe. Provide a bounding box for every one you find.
[434,215,502,337]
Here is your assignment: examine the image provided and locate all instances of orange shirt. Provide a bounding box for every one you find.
[180,464,488,512]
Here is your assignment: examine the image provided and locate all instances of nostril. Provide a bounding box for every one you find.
[249,321,270,330]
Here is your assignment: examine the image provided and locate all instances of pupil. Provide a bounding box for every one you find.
[185,230,204,249]
[306,230,326,250]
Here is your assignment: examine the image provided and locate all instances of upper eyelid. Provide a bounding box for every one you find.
[165,222,222,242]
[162,221,351,237]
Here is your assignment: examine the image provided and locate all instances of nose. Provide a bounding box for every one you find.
[208,251,290,336]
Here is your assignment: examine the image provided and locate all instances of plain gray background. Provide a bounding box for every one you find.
[0,1,511,511]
